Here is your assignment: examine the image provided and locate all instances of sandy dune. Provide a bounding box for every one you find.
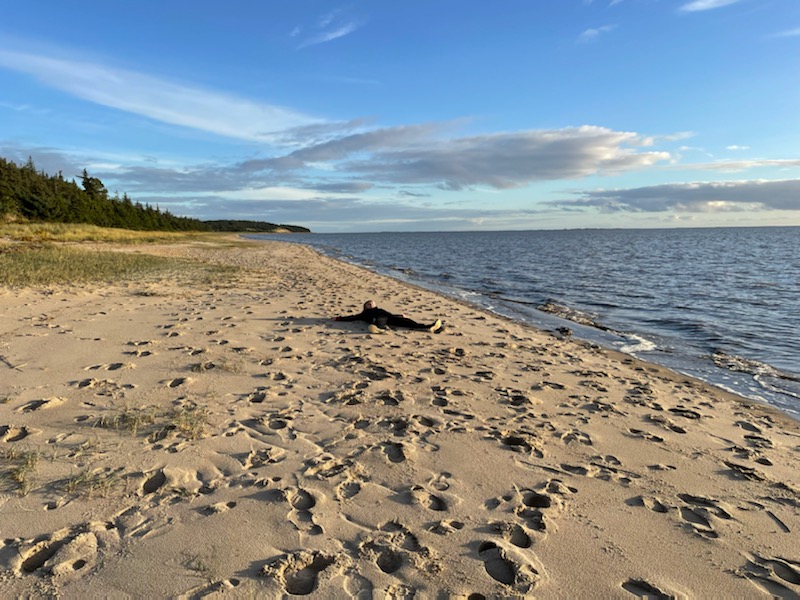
[1,240,799,598]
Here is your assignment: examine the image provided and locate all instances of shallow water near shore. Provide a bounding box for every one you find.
[252,227,800,418]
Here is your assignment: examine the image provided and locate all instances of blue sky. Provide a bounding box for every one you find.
[2,0,800,232]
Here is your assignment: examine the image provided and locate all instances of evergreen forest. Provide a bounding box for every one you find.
[0,157,309,233]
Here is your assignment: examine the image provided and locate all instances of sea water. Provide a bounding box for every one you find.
[251,227,800,418]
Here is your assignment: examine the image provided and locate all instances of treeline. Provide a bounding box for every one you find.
[0,157,310,233]
[1,157,207,231]
[205,220,310,233]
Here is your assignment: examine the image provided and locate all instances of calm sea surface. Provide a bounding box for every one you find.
[251,227,800,418]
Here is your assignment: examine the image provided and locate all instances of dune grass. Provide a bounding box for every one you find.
[0,222,211,244]
[0,244,239,287]
[0,223,245,287]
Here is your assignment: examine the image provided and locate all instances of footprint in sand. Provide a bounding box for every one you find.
[163,377,193,388]
[737,554,800,597]
[677,493,733,520]
[409,485,448,511]
[428,471,452,491]
[0,425,33,442]
[724,460,765,482]
[84,363,117,371]
[560,429,593,446]
[262,551,335,596]
[501,390,537,408]
[17,397,67,413]
[743,434,774,449]
[485,485,564,539]
[476,541,541,593]
[242,446,286,469]
[628,428,664,443]
[201,501,237,515]
[24,532,99,577]
[359,521,435,577]
[563,457,639,486]
[621,578,674,598]
[336,480,362,501]
[627,495,670,514]
[668,407,702,420]
[382,441,408,464]
[246,389,269,404]
[647,414,687,434]
[489,522,532,548]
[429,520,465,535]
[678,507,718,539]
[735,420,762,433]
[490,430,544,458]
[286,488,323,535]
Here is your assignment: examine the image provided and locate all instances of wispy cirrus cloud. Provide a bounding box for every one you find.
[679,0,742,12]
[680,158,800,171]
[0,49,324,142]
[577,25,617,43]
[295,7,365,49]
[771,27,800,38]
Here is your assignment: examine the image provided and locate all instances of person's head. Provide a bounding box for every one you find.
[364,300,376,310]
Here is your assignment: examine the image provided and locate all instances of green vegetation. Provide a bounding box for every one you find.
[94,400,210,443]
[0,243,238,288]
[0,156,310,233]
[64,467,121,498]
[1,447,41,496]
[1,156,206,231]
[0,222,209,243]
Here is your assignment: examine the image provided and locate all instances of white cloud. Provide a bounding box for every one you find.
[296,7,365,49]
[0,49,324,142]
[679,0,741,12]
[298,21,362,49]
[772,28,800,38]
[578,25,617,43]
[681,158,800,171]
[550,179,800,212]
[239,125,670,190]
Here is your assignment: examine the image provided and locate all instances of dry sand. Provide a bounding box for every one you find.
[1,239,799,599]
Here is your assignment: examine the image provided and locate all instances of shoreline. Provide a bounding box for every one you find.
[1,239,799,597]
[261,232,800,421]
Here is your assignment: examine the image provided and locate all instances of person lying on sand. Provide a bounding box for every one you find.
[333,300,443,333]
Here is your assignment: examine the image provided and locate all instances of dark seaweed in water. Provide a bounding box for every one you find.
[538,301,609,330]
[711,351,800,382]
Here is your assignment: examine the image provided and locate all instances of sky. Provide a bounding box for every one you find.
[2,0,800,233]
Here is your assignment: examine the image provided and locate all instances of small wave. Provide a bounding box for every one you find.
[616,334,658,354]
[756,374,800,402]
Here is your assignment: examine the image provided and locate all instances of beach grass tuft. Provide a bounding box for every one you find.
[64,468,121,498]
[1,448,41,495]
[169,403,209,441]
[94,404,159,436]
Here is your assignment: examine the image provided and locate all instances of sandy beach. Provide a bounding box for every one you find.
[1,238,799,598]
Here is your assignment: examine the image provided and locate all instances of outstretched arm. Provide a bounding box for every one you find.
[333,311,365,322]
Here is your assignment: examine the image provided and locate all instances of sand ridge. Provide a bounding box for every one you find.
[1,240,799,598]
